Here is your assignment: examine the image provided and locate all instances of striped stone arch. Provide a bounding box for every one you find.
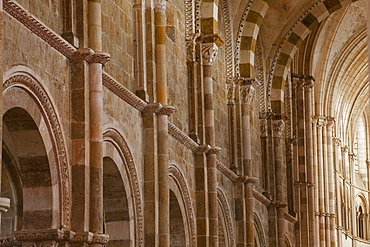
[236,0,269,78]
[168,164,197,247]
[268,0,358,114]
[103,128,144,246]
[3,67,71,227]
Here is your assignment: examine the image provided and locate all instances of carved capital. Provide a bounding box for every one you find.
[317,117,326,128]
[366,160,370,168]
[91,233,109,245]
[72,49,110,65]
[186,33,201,62]
[201,42,218,65]
[154,0,167,11]
[272,119,285,138]
[14,229,74,246]
[207,147,222,155]
[142,103,162,114]
[195,144,211,154]
[71,48,94,60]
[227,84,235,104]
[87,52,111,64]
[260,118,268,137]
[341,146,348,153]
[326,117,335,129]
[240,77,261,87]
[0,197,10,213]
[304,76,315,88]
[240,85,255,106]
[157,105,175,115]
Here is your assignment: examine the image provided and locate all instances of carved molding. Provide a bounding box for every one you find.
[254,213,267,247]
[142,103,175,115]
[169,165,197,247]
[220,0,235,81]
[201,42,219,66]
[14,229,75,246]
[102,72,147,111]
[207,147,222,155]
[3,73,71,226]
[217,189,236,247]
[103,129,144,246]
[272,119,285,138]
[216,161,239,182]
[168,122,199,153]
[184,0,195,41]
[157,105,175,115]
[4,0,76,58]
[253,189,271,206]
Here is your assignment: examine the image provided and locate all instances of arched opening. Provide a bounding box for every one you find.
[2,107,54,234]
[170,190,186,247]
[103,157,131,246]
[357,205,364,239]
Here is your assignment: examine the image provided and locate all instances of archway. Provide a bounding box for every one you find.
[103,157,131,246]
[2,107,55,232]
[170,190,186,247]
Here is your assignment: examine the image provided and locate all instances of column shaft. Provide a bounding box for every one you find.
[154,3,170,246]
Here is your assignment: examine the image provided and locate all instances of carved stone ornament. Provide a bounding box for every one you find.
[87,52,111,65]
[216,161,239,182]
[168,122,200,153]
[207,147,222,155]
[227,83,235,104]
[154,0,167,11]
[260,118,268,137]
[102,72,147,111]
[201,42,218,66]
[341,146,348,153]
[272,119,285,138]
[14,229,74,246]
[71,48,94,60]
[217,189,236,247]
[240,85,255,106]
[157,105,175,116]
[186,33,201,62]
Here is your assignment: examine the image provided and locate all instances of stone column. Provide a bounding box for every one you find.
[304,78,316,247]
[87,1,110,246]
[227,83,238,172]
[316,117,326,246]
[240,81,256,247]
[312,116,320,246]
[272,118,287,247]
[326,119,336,247]
[321,118,330,245]
[201,35,223,247]
[154,1,171,246]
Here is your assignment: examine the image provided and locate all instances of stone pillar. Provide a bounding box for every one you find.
[87,1,110,246]
[326,119,336,247]
[272,118,287,247]
[312,116,320,246]
[227,83,238,172]
[187,34,200,142]
[304,78,316,247]
[316,117,326,246]
[321,118,330,245]
[154,2,171,246]
[240,81,256,247]
[201,35,223,247]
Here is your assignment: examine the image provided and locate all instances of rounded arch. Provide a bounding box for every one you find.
[3,68,71,227]
[267,0,359,114]
[217,188,235,247]
[236,0,269,78]
[103,128,144,246]
[168,164,196,247]
[253,213,266,247]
